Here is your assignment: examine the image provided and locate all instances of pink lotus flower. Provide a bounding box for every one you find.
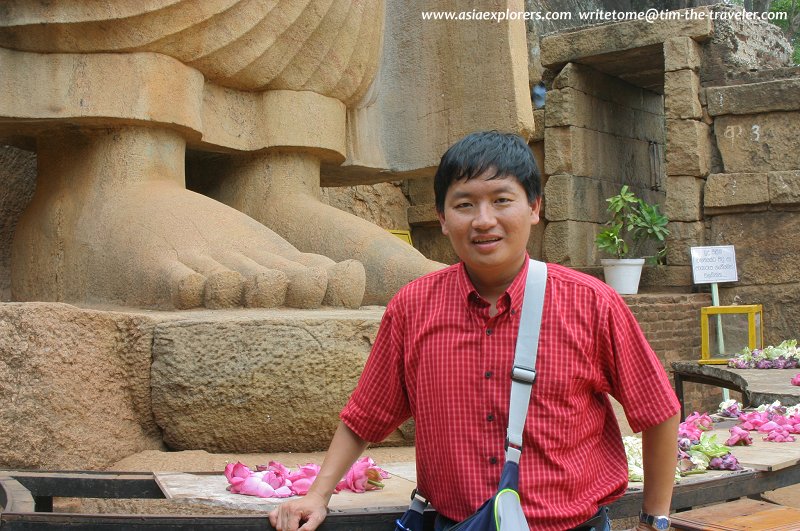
[678,422,702,442]
[792,373,800,386]
[288,463,321,496]
[685,412,714,431]
[738,411,768,431]
[224,462,253,493]
[764,429,796,443]
[224,458,388,499]
[336,457,388,493]
[238,472,293,498]
[725,426,753,446]
[758,420,783,433]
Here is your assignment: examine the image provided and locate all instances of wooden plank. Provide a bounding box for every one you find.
[0,477,35,513]
[7,471,164,499]
[671,499,800,530]
[705,427,800,472]
[0,511,432,530]
[153,471,416,514]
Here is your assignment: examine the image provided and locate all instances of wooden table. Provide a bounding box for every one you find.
[4,419,800,530]
[672,361,800,420]
[4,435,800,530]
[671,498,800,530]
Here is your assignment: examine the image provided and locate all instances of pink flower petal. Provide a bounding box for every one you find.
[239,476,276,498]
[274,486,293,498]
[232,462,252,479]
[758,421,782,433]
[290,477,314,496]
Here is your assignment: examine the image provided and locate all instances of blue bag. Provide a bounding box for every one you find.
[448,460,527,530]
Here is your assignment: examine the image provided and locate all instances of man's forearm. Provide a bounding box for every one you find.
[641,413,680,515]
[306,421,370,504]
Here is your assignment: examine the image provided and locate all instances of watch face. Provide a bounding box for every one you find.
[654,516,670,530]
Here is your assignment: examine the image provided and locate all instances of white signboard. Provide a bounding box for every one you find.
[690,245,738,284]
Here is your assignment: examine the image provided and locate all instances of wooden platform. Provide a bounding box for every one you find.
[705,419,800,472]
[671,499,800,530]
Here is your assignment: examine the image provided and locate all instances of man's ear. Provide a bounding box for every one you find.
[530,197,542,226]
[437,210,449,236]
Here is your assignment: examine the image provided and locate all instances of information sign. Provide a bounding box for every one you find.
[690,245,738,284]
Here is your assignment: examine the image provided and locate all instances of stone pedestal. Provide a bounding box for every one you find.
[0,302,403,469]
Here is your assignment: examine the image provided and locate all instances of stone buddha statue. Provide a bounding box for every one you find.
[0,0,442,310]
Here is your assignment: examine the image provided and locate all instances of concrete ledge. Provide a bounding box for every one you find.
[707,79,800,116]
[541,9,712,68]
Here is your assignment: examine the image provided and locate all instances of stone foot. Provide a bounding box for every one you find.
[211,151,444,305]
[11,127,365,309]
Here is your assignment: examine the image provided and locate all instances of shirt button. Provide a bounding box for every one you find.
[489,456,498,465]
[486,329,493,336]
[487,413,495,422]
[484,371,492,379]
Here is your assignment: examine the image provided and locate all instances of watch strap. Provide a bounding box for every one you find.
[639,511,670,530]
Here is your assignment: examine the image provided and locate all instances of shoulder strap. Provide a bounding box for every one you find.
[505,259,547,465]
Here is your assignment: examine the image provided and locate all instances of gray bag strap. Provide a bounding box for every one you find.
[505,259,547,465]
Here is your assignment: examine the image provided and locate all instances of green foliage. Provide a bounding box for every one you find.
[595,185,670,262]
[769,0,800,64]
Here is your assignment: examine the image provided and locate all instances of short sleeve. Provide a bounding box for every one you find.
[599,293,681,433]
[340,297,412,442]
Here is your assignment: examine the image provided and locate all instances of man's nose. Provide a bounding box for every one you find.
[472,203,497,229]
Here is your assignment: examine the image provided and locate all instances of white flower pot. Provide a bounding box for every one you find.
[601,258,645,295]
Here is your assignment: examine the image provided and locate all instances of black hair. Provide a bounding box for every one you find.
[433,131,541,213]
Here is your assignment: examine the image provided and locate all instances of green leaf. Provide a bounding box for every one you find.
[596,186,670,260]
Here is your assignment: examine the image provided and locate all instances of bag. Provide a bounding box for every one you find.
[448,461,527,531]
[394,489,428,531]
[394,260,547,531]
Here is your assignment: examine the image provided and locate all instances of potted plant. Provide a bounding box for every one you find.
[595,185,669,295]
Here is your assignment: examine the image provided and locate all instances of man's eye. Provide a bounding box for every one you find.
[454,202,472,209]
[496,197,512,203]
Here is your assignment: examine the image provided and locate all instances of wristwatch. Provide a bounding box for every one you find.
[639,510,670,530]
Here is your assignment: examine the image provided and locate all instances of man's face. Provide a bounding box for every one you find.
[437,172,541,284]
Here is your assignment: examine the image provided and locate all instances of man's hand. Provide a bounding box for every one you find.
[269,492,328,531]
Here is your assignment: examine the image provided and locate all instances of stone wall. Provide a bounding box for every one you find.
[625,293,719,413]
[703,73,800,345]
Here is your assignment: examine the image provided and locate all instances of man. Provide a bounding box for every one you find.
[271,131,680,530]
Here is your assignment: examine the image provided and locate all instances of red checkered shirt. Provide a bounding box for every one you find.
[341,258,680,530]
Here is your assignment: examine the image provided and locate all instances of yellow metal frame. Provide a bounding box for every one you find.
[389,230,413,245]
[700,304,763,365]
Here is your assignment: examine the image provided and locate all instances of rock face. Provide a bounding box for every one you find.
[149,308,413,453]
[0,303,163,469]
[320,183,411,231]
[0,145,35,302]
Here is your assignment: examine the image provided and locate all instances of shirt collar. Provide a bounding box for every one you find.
[455,255,531,314]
